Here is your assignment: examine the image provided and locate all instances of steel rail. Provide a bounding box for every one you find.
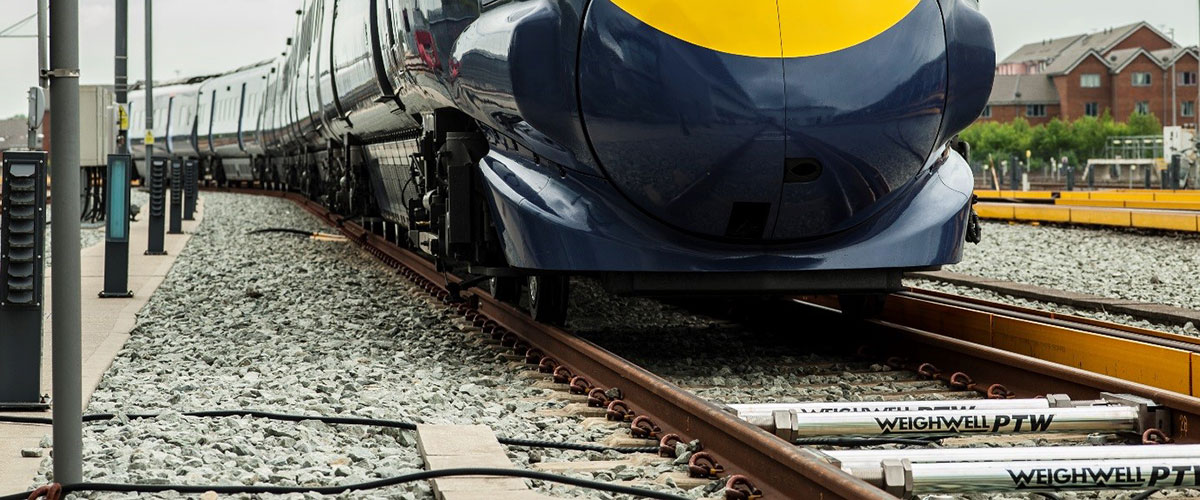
[226,189,893,500]
[898,289,1200,351]
[788,300,1200,443]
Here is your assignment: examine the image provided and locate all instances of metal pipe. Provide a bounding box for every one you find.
[49,0,83,485]
[728,397,1058,418]
[144,0,154,172]
[115,0,128,154]
[37,0,48,90]
[905,458,1200,495]
[752,406,1140,440]
[825,445,1200,473]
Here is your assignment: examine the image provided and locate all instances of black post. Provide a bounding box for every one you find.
[184,158,198,220]
[169,157,183,234]
[1086,164,1094,189]
[1171,154,1182,190]
[99,154,134,299]
[146,156,167,255]
[0,151,49,408]
[1162,165,1170,189]
[1009,156,1020,189]
[1144,165,1152,189]
[1066,164,1075,191]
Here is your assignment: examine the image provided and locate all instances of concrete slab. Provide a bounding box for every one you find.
[416,424,551,500]
[0,194,204,492]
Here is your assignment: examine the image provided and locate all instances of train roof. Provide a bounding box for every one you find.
[129,59,276,91]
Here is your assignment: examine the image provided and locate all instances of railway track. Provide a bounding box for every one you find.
[219,187,1200,499]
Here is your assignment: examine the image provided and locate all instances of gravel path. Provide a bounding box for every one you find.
[947,221,1200,310]
[38,192,710,499]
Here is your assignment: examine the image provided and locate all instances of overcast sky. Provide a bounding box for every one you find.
[0,0,1198,118]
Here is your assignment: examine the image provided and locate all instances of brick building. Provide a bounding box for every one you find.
[983,22,1199,128]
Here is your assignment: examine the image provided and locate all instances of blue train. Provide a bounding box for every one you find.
[128,0,995,323]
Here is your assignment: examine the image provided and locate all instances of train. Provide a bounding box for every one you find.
[127,0,996,324]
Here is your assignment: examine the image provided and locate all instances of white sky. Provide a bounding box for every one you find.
[0,0,297,118]
[0,0,1198,117]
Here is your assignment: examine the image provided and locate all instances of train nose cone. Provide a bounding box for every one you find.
[579,0,948,241]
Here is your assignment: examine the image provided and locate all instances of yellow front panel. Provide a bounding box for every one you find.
[992,317,1192,394]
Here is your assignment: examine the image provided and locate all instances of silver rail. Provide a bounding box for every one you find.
[751,406,1141,440]
[857,457,1200,498]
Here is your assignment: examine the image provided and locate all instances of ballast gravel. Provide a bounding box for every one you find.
[39,192,710,499]
[906,278,1198,337]
[946,220,1200,310]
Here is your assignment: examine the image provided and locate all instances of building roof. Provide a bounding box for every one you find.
[988,74,1061,106]
[1003,22,1183,76]
[1000,34,1086,65]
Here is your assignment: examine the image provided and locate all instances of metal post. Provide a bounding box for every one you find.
[145,156,167,254]
[183,159,197,220]
[1065,162,1075,191]
[37,0,48,90]
[0,152,49,409]
[49,0,83,485]
[1171,154,1182,189]
[1146,165,1153,188]
[115,0,129,154]
[168,158,183,234]
[1009,156,1020,189]
[1086,164,1094,189]
[99,154,133,298]
[143,0,165,255]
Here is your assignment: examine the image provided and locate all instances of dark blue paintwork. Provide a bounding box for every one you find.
[776,0,947,240]
[935,0,998,150]
[478,142,974,272]
[579,0,787,240]
[576,0,967,242]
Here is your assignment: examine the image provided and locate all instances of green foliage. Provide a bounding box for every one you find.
[960,111,1163,168]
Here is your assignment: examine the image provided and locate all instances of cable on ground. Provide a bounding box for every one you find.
[0,411,659,454]
[2,467,692,500]
[792,436,950,447]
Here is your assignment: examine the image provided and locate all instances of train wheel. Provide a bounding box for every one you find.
[837,294,888,318]
[528,275,569,326]
[489,276,521,305]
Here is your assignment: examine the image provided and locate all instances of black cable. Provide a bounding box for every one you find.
[0,411,663,454]
[497,436,659,454]
[0,467,691,500]
[793,436,948,447]
[1129,489,1160,500]
[247,227,317,236]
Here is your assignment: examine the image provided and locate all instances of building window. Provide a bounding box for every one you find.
[1181,72,1198,86]
[1080,74,1101,88]
[1026,104,1047,117]
[1184,101,1196,117]
[1132,72,1152,87]
[981,105,991,118]
[1085,102,1099,117]
[1135,101,1151,114]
